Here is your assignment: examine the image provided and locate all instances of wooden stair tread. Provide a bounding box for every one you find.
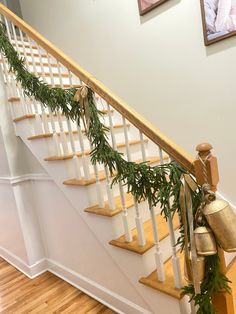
[13,114,35,122]
[12,42,38,49]
[45,139,148,162]
[28,61,58,67]
[109,213,179,254]
[85,193,134,217]
[49,84,80,88]
[45,154,74,161]
[28,124,128,140]
[0,59,58,68]
[139,252,185,299]
[28,130,82,140]
[35,72,69,78]
[8,97,113,115]
[13,109,113,122]
[8,96,21,102]
[64,169,108,186]
[13,113,61,121]
[21,51,47,58]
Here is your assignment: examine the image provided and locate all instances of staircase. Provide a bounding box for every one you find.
[0,4,234,314]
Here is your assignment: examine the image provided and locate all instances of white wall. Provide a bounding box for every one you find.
[0,179,28,263]
[19,0,236,203]
[5,0,22,18]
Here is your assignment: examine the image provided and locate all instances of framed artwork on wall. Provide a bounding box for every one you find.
[200,0,236,45]
[138,0,169,15]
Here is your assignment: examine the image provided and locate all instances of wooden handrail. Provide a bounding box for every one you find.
[0,4,195,173]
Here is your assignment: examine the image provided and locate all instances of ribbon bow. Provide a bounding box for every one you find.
[74,85,90,133]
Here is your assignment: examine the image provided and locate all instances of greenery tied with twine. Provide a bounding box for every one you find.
[0,22,231,314]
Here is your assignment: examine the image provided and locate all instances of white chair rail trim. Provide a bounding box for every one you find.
[0,173,52,185]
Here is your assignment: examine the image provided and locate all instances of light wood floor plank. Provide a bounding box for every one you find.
[0,259,116,313]
[226,257,236,313]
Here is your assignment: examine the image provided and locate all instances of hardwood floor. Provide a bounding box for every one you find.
[227,257,236,313]
[0,258,116,313]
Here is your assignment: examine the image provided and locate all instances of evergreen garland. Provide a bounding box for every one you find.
[182,254,231,314]
[0,22,231,313]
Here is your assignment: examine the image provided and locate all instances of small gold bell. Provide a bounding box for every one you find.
[184,253,205,284]
[203,199,236,252]
[194,226,217,256]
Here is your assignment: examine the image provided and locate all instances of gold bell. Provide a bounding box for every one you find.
[203,199,236,252]
[184,253,205,284]
[194,226,217,256]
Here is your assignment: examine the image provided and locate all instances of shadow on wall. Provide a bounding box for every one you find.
[139,0,181,24]
[206,34,236,56]
[0,0,22,18]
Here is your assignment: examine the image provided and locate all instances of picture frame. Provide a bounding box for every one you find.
[200,0,236,46]
[138,0,169,16]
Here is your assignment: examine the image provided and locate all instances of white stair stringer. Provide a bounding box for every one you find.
[13,117,189,314]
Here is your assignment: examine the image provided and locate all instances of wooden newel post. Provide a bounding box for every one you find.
[194,143,219,191]
[194,143,234,314]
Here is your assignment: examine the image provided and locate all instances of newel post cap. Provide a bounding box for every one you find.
[196,143,213,154]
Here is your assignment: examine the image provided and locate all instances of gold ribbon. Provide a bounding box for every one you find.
[180,175,201,296]
[73,85,90,133]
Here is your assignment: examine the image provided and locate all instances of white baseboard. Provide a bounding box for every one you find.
[0,249,151,314]
[47,258,151,314]
[0,246,47,278]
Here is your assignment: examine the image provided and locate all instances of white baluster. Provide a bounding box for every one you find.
[43,52,61,155]
[139,130,147,161]
[0,16,14,99]
[34,42,50,133]
[104,165,116,210]
[89,142,105,208]
[3,18,28,115]
[76,124,91,180]
[149,200,165,282]
[57,62,82,179]
[107,109,132,241]
[88,97,116,210]
[9,22,29,115]
[47,55,68,155]
[159,147,182,287]
[18,31,43,134]
[35,49,60,154]
[123,116,146,244]
[1,56,16,121]
[69,122,82,180]
[57,111,69,155]
[16,30,34,116]
[93,100,115,210]
[68,70,90,180]
[0,57,10,96]
[140,131,165,281]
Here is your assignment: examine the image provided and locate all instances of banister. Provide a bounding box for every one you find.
[0,3,195,173]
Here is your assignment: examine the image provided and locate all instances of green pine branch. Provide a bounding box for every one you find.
[181,254,231,314]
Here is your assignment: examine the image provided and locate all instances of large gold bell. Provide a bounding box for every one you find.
[194,226,217,256]
[184,253,205,284]
[203,199,236,252]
